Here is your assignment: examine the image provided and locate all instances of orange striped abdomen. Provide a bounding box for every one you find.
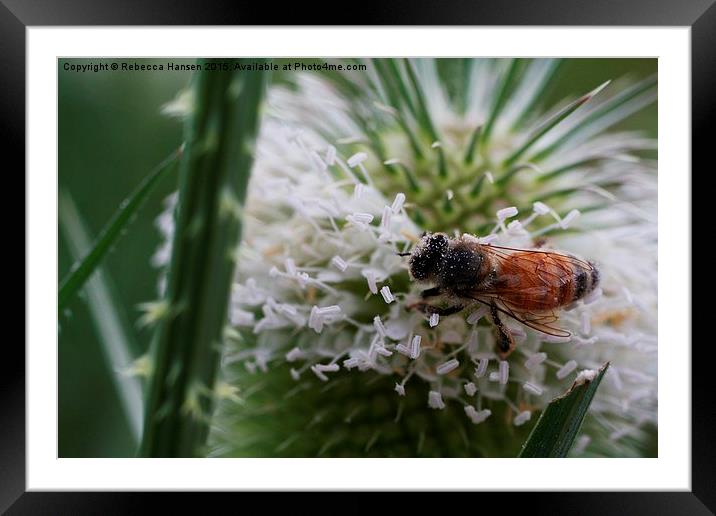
[495,252,599,311]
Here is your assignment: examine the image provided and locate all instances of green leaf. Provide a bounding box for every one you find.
[509,58,563,131]
[387,59,420,117]
[519,362,610,458]
[384,159,421,192]
[402,59,437,139]
[403,59,447,177]
[469,172,488,199]
[502,80,610,169]
[529,180,621,204]
[536,157,605,183]
[139,59,268,458]
[58,149,180,310]
[59,191,144,449]
[479,59,521,150]
[495,162,543,187]
[463,124,482,165]
[370,59,424,160]
[530,75,657,163]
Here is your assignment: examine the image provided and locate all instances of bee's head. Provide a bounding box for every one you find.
[406,232,450,282]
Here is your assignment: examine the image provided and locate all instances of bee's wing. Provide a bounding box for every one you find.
[480,244,590,307]
[462,245,577,337]
[467,293,571,338]
[485,244,594,273]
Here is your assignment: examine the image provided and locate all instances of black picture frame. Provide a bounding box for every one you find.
[6,1,708,511]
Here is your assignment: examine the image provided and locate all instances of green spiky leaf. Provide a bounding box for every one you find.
[59,149,180,310]
[502,80,610,169]
[530,75,657,163]
[519,362,610,458]
[479,59,522,150]
[59,191,144,447]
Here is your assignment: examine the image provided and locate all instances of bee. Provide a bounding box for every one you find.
[400,232,600,359]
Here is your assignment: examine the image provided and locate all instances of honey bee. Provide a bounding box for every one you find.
[401,232,600,358]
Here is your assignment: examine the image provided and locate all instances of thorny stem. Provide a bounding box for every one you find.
[139,59,267,457]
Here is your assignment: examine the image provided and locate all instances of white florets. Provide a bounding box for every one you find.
[154,60,657,457]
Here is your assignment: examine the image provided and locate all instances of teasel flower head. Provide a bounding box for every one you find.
[155,59,657,457]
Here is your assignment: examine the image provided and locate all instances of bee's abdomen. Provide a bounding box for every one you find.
[525,255,599,308]
[495,252,600,311]
[570,260,600,303]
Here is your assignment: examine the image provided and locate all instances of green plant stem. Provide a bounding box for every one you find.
[139,59,267,457]
[59,191,144,448]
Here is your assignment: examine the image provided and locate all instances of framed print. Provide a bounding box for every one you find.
[6,0,709,511]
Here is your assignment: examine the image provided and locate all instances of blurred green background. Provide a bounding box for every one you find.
[58,57,656,457]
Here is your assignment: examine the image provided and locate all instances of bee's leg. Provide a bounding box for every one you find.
[420,287,442,299]
[532,237,548,249]
[428,304,465,316]
[406,301,465,316]
[490,302,515,359]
